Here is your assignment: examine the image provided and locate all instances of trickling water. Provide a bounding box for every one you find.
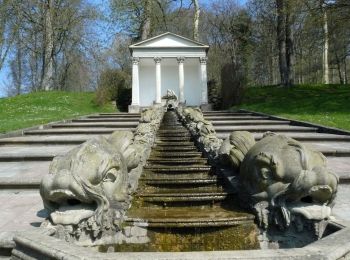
[97,110,260,252]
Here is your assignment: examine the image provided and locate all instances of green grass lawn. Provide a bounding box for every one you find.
[0,91,116,134]
[233,84,350,131]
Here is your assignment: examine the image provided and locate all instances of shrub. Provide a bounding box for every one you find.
[117,87,132,112]
[221,63,247,109]
[95,69,131,106]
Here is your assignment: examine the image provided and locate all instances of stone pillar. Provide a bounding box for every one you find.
[200,57,208,104]
[154,57,162,104]
[177,57,185,103]
[129,57,140,113]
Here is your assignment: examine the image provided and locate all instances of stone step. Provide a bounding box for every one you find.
[156,137,192,142]
[158,129,188,134]
[153,146,198,152]
[99,113,140,116]
[214,125,317,133]
[0,145,75,161]
[143,173,216,183]
[24,128,133,135]
[217,132,350,141]
[204,116,269,120]
[147,158,208,165]
[0,135,102,145]
[203,111,251,116]
[150,152,202,158]
[0,161,50,186]
[157,133,191,138]
[155,141,193,146]
[139,192,229,204]
[158,126,184,131]
[72,118,140,122]
[87,115,140,119]
[211,120,289,126]
[125,207,254,228]
[140,176,220,185]
[141,186,227,194]
[51,122,139,128]
[144,165,212,173]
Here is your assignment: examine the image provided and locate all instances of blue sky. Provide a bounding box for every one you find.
[0,0,247,98]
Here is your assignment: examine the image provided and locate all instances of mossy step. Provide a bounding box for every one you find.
[125,207,255,228]
[141,186,227,194]
[146,158,208,165]
[153,147,198,152]
[140,177,221,185]
[150,152,202,158]
[142,172,215,180]
[158,130,189,134]
[157,133,191,138]
[155,142,194,146]
[139,192,229,203]
[156,137,192,142]
[144,165,211,172]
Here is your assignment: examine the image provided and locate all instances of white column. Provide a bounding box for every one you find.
[177,57,185,103]
[154,57,162,104]
[200,57,208,104]
[131,57,140,106]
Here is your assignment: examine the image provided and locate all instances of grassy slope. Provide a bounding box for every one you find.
[0,91,115,134]
[234,84,350,131]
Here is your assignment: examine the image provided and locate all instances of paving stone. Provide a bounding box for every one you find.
[0,190,47,232]
[333,185,350,221]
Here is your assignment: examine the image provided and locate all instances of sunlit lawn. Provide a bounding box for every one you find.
[0,91,115,134]
[233,84,350,131]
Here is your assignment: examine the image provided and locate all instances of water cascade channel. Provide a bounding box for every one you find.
[98,109,260,252]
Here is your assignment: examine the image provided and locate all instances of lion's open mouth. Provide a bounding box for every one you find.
[47,189,97,225]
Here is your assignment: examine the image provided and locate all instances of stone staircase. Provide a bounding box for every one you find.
[0,113,140,239]
[118,110,259,252]
[203,110,350,222]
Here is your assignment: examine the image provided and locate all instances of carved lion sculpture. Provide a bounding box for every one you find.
[40,131,136,242]
[220,131,338,231]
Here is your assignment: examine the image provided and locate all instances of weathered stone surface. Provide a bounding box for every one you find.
[38,107,163,245]
[179,107,222,160]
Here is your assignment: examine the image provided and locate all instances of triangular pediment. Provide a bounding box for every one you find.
[130,32,209,48]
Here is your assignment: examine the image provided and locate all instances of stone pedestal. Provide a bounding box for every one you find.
[200,103,213,111]
[128,105,140,113]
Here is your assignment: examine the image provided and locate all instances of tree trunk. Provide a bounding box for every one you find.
[15,33,22,95]
[335,52,344,84]
[141,0,151,40]
[344,57,348,84]
[322,2,330,84]
[276,0,288,86]
[193,0,200,41]
[285,0,294,86]
[41,0,54,91]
